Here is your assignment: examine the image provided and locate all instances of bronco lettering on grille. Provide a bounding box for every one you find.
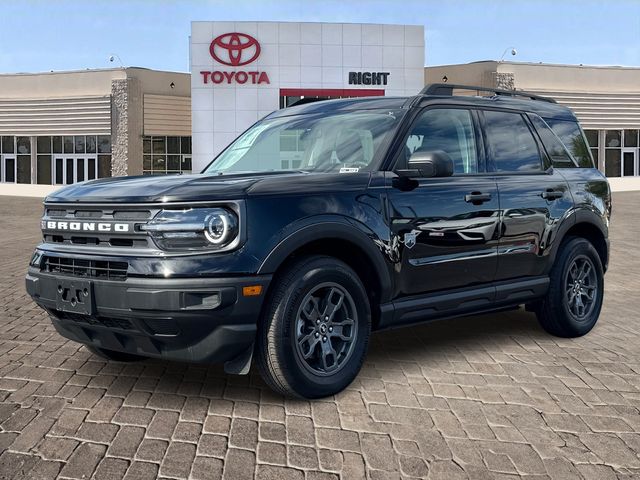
[43,221,130,232]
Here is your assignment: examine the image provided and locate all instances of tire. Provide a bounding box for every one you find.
[85,345,145,362]
[536,237,604,338]
[256,255,371,398]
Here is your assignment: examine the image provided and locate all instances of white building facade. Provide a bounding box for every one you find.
[190,21,425,172]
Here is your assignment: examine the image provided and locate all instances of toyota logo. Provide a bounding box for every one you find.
[209,32,261,67]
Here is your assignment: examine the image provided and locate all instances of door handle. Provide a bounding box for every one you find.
[541,189,563,200]
[464,192,492,204]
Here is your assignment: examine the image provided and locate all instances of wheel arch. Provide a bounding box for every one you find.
[551,210,609,272]
[257,221,393,329]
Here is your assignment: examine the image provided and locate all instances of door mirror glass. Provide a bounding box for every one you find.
[404,150,454,178]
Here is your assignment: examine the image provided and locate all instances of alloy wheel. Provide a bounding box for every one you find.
[565,255,598,320]
[294,282,358,376]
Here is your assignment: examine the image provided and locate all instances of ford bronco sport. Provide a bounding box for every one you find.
[26,84,610,398]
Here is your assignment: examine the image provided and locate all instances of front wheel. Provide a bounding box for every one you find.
[536,237,604,338]
[256,255,371,398]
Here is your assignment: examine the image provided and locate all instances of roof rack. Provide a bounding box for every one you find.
[420,83,557,103]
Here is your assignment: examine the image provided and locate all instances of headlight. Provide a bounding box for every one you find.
[143,207,239,252]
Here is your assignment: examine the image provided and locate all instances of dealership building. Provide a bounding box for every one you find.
[0,67,191,187]
[0,20,639,191]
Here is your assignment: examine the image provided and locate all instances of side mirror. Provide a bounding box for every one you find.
[401,150,454,178]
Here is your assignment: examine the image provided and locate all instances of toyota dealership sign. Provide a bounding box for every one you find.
[190,21,425,171]
[210,33,261,66]
[200,32,271,85]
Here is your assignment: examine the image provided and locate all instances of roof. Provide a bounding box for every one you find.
[267,85,577,122]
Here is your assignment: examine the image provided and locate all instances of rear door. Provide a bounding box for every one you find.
[385,107,500,297]
[481,109,573,281]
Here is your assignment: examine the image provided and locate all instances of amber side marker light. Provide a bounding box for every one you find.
[243,285,263,297]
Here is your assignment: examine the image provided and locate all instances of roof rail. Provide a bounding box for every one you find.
[420,83,557,103]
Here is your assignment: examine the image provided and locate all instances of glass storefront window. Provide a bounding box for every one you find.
[152,137,166,154]
[37,136,51,153]
[16,137,30,154]
[584,130,598,148]
[181,136,191,154]
[624,129,638,148]
[37,155,52,184]
[605,149,621,177]
[17,155,31,183]
[98,155,111,178]
[63,136,74,154]
[167,155,180,171]
[86,136,97,154]
[167,136,180,154]
[1,136,15,154]
[142,136,192,175]
[28,136,112,185]
[152,155,166,172]
[98,136,111,153]
[4,158,15,182]
[53,136,62,153]
[74,136,85,154]
[605,130,621,148]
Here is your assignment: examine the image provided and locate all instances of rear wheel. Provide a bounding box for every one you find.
[85,345,144,362]
[256,255,371,398]
[536,237,604,337]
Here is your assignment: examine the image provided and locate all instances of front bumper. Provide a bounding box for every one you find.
[26,267,271,365]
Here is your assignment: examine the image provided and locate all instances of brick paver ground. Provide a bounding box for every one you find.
[0,193,639,479]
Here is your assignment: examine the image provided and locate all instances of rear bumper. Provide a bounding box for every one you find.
[26,268,270,364]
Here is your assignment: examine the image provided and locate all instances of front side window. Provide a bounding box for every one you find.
[545,118,594,168]
[483,111,542,173]
[204,110,403,175]
[402,108,478,175]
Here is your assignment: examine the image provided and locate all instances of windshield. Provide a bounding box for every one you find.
[203,109,404,174]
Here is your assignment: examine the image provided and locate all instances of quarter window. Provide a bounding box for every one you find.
[403,108,478,174]
[544,119,594,168]
[483,111,541,172]
[530,115,575,168]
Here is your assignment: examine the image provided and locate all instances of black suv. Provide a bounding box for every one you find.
[26,84,611,398]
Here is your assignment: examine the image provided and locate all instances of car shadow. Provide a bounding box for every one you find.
[365,306,548,364]
[95,306,547,401]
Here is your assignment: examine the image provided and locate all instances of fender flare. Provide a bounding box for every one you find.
[257,219,393,303]
[546,207,608,271]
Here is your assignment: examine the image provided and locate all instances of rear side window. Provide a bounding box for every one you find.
[544,118,595,168]
[530,115,576,168]
[483,111,542,172]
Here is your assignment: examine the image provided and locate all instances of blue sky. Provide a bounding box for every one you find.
[0,0,638,73]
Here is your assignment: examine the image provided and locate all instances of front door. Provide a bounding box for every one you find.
[622,148,637,176]
[53,156,97,185]
[385,107,500,297]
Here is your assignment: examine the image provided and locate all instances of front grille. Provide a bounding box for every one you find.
[53,310,135,330]
[42,204,157,250]
[42,256,128,280]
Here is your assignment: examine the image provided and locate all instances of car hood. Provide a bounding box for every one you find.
[45,171,372,204]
